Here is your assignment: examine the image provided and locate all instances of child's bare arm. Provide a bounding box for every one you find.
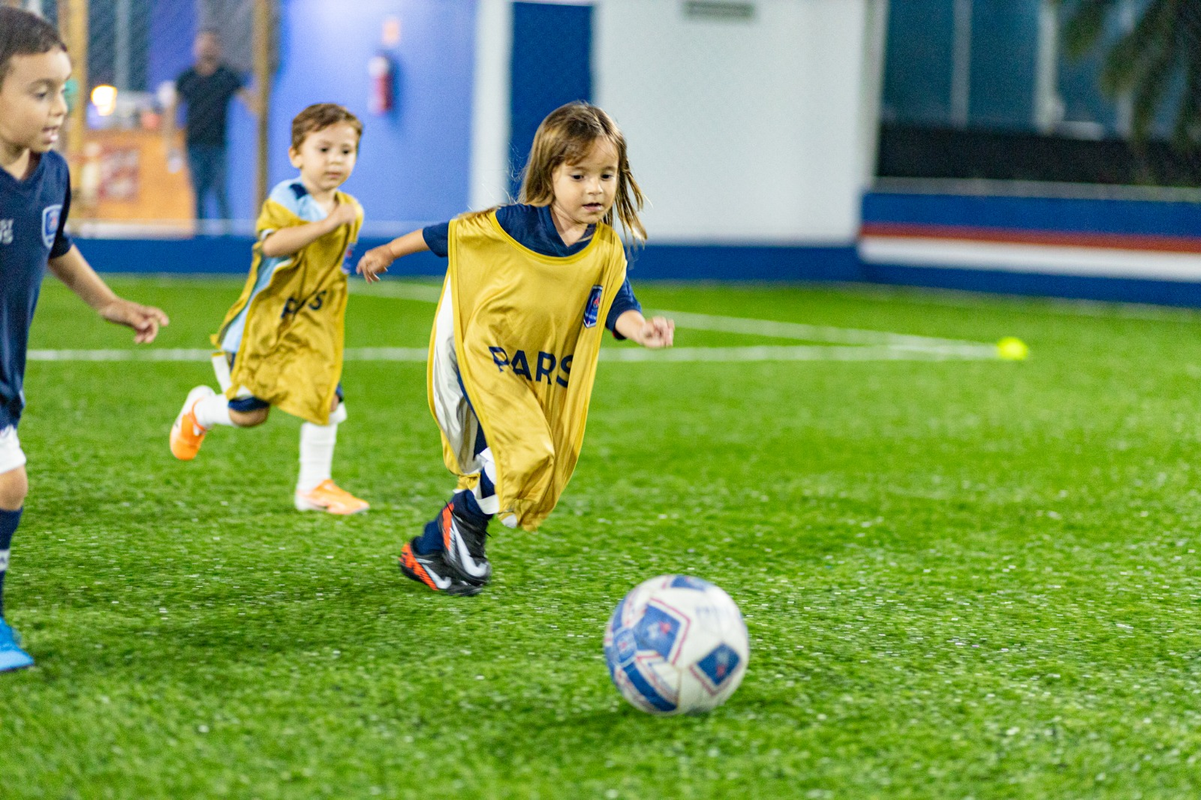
[48,246,170,344]
[615,310,674,349]
[261,199,358,258]
[356,229,429,283]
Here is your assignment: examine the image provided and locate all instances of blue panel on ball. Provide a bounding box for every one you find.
[612,627,638,664]
[635,605,682,660]
[669,575,711,591]
[622,662,677,713]
[696,643,740,688]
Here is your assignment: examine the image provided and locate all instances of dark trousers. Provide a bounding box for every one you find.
[187,143,230,221]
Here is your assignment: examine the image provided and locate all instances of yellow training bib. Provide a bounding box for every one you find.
[428,210,628,530]
[213,188,361,424]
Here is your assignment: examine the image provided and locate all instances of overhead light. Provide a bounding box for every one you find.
[91,84,118,116]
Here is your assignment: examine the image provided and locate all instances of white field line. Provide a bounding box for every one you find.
[601,345,993,362]
[660,310,987,350]
[27,345,995,363]
[29,282,1000,362]
[350,281,999,354]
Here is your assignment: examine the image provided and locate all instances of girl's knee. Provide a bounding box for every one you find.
[230,407,269,428]
[0,467,28,511]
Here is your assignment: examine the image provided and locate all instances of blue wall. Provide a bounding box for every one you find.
[147,0,195,95]
[508,1,593,196]
[149,0,477,224]
[77,228,1201,310]
[860,191,1201,307]
[78,235,862,284]
[862,191,1201,238]
[269,0,476,224]
[77,183,1201,310]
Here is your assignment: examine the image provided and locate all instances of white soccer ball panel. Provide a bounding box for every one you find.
[604,574,748,716]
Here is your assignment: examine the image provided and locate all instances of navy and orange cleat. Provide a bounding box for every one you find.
[399,540,483,596]
[436,497,492,586]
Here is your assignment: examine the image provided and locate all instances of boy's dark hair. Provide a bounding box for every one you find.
[0,8,67,86]
[290,103,363,151]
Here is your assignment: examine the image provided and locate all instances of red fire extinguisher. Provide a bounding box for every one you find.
[368,54,395,115]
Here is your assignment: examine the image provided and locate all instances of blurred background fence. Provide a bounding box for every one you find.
[6,0,1201,303]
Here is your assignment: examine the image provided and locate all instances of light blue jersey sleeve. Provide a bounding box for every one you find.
[221,179,330,354]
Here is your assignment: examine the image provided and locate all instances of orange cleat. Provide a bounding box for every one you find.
[294,479,370,515]
[170,386,214,461]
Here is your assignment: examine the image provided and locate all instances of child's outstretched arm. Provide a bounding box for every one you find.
[356,230,429,283]
[615,310,674,349]
[261,198,359,258]
[48,247,170,344]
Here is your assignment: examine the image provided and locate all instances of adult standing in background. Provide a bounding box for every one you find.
[165,30,256,225]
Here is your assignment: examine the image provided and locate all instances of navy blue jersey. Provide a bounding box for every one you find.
[423,204,642,337]
[0,151,73,428]
[175,65,244,147]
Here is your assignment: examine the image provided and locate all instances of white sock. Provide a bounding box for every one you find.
[472,447,500,515]
[193,394,234,429]
[297,420,338,494]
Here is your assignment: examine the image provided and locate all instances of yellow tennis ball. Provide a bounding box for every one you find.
[997,337,1029,361]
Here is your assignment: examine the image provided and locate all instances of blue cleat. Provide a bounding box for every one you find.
[0,619,34,672]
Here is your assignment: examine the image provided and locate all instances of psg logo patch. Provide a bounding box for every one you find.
[42,204,62,249]
[583,285,603,328]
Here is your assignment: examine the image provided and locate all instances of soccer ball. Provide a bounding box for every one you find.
[603,575,749,715]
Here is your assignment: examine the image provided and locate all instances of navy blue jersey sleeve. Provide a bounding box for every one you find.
[605,277,642,339]
[49,170,73,258]
[422,222,450,258]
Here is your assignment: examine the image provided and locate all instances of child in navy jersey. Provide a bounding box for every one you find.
[0,9,169,671]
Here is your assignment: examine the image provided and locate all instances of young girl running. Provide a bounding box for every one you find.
[170,104,369,515]
[357,102,673,595]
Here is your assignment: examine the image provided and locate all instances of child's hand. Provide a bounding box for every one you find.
[356,244,395,283]
[635,316,674,349]
[329,199,358,228]
[99,298,170,344]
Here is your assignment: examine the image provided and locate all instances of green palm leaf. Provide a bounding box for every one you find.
[1060,0,1201,150]
[1060,0,1121,58]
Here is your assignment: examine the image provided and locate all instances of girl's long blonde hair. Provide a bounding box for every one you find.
[518,102,646,243]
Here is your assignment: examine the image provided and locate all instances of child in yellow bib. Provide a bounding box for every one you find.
[358,102,674,595]
[169,104,369,515]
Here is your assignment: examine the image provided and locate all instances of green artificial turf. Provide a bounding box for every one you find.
[5,276,1201,798]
